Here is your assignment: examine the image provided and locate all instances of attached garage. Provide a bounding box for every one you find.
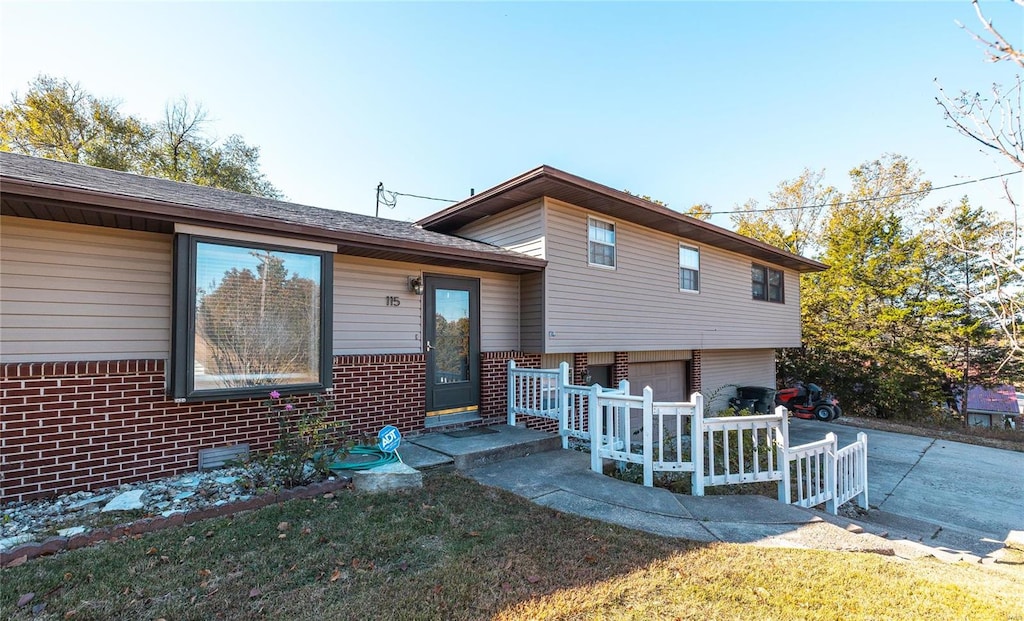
[628,360,688,401]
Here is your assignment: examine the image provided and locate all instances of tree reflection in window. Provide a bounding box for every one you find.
[194,244,321,390]
[433,289,470,384]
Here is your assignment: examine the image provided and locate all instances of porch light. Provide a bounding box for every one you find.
[408,276,424,295]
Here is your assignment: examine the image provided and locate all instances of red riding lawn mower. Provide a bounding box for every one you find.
[775,382,842,422]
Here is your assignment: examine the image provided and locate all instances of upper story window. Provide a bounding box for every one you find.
[588,217,616,268]
[751,264,784,303]
[171,235,333,400]
[679,245,700,292]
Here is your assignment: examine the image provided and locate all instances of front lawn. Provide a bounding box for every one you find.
[2,472,1020,620]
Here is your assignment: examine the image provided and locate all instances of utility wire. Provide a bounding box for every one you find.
[377,169,1020,217]
[376,182,458,217]
[389,190,459,203]
[706,170,1021,215]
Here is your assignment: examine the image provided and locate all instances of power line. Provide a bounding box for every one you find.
[376,182,458,217]
[706,170,1021,215]
[390,190,459,203]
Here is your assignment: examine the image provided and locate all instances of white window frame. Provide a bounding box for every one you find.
[679,244,700,292]
[588,216,616,269]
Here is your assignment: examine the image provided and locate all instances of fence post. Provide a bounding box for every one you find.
[616,379,630,449]
[642,387,654,487]
[507,360,516,427]
[858,432,869,510]
[776,405,790,503]
[589,383,602,475]
[559,361,571,449]
[825,432,838,515]
[691,392,705,496]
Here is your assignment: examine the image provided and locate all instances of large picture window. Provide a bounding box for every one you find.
[751,264,784,303]
[172,235,332,399]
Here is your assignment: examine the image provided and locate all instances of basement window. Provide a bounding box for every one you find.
[171,235,333,400]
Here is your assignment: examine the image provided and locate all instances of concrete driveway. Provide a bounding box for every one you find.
[788,418,1024,545]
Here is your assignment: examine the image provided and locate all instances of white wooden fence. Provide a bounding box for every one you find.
[781,431,870,513]
[508,362,869,514]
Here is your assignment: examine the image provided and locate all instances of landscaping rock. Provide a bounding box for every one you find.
[102,490,146,512]
[352,462,423,493]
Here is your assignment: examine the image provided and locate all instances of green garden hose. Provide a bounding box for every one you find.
[328,445,400,471]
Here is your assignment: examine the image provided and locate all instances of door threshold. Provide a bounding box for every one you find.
[425,410,481,429]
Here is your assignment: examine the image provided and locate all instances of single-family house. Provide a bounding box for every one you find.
[964,385,1021,429]
[0,153,826,502]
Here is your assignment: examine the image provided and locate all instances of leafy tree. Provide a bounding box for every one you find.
[684,203,713,221]
[731,168,839,257]
[0,75,151,169]
[924,198,1022,387]
[0,75,280,198]
[738,156,964,419]
[935,0,1023,369]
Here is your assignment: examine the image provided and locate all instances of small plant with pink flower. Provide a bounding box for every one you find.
[249,390,351,488]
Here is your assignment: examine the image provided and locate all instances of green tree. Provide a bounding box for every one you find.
[0,75,151,170]
[731,168,838,256]
[684,203,713,221]
[737,155,964,419]
[0,75,280,198]
[924,198,1022,387]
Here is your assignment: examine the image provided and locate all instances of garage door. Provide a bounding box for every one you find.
[629,361,686,401]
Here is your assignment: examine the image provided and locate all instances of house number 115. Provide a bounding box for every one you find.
[385,296,401,307]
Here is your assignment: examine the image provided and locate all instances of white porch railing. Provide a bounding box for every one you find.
[507,360,561,421]
[701,408,786,493]
[507,363,868,514]
[781,431,869,514]
[508,361,613,449]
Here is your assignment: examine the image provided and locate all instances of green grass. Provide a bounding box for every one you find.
[2,472,1021,620]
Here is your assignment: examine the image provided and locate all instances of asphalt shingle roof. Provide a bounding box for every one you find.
[0,152,540,265]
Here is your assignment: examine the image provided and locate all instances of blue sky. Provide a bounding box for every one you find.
[1,1,1020,230]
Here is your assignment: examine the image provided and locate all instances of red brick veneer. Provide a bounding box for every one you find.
[1,355,426,502]
[690,350,702,394]
[479,351,555,432]
[613,352,629,385]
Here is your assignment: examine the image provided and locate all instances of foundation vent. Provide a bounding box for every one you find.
[198,444,250,471]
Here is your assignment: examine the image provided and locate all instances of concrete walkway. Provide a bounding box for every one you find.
[788,418,1024,557]
[399,425,1014,564]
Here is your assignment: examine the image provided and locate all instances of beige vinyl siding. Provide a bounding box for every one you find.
[542,199,801,353]
[540,353,573,369]
[700,349,777,411]
[0,216,171,362]
[629,350,692,363]
[520,271,544,352]
[333,255,519,354]
[454,200,546,258]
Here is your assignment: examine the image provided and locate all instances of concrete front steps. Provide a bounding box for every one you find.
[402,424,561,471]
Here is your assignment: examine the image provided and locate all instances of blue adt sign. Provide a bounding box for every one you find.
[378,425,401,453]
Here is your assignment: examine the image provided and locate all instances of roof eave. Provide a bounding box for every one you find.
[1,176,547,274]
[418,165,828,274]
